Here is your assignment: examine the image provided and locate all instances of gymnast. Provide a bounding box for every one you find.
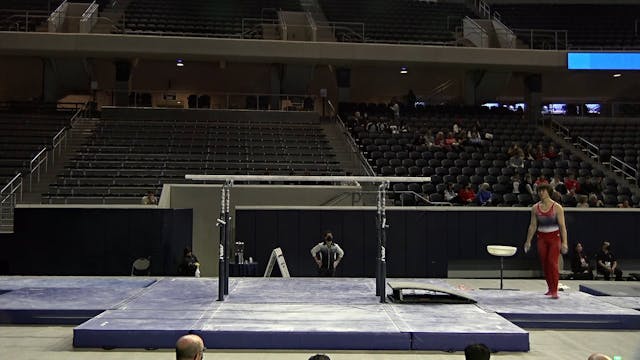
[524,183,568,299]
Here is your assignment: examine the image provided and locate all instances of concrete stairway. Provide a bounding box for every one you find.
[20,117,100,204]
[320,119,370,177]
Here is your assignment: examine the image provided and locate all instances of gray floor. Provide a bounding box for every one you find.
[1,278,639,360]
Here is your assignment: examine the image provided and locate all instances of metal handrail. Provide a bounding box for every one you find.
[115,90,316,110]
[1,173,22,198]
[29,147,48,191]
[0,173,22,204]
[51,126,68,164]
[609,156,638,184]
[394,190,453,206]
[328,100,376,177]
[548,118,570,138]
[576,136,600,163]
[512,28,568,50]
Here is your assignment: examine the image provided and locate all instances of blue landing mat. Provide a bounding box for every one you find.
[0,277,155,324]
[579,283,640,311]
[579,283,640,297]
[473,290,640,329]
[74,278,528,351]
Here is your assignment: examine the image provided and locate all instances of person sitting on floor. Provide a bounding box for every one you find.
[570,242,593,280]
[596,241,623,281]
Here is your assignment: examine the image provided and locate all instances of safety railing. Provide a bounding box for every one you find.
[1,173,23,205]
[79,1,99,33]
[315,21,365,42]
[609,156,638,185]
[576,136,600,163]
[547,117,571,139]
[328,100,376,177]
[462,16,489,48]
[48,0,69,32]
[0,173,22,232]
[29,147,48,191]
[108,90,317,111]
[512,28,568,50]
[0,10,49,31]
[241,17,280,39]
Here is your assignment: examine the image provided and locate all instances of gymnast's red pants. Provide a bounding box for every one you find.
[537,230,561,295]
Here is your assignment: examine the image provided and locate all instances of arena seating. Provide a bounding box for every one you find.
[44,114,342,204]
[0,0,61,31]
[119,0,301,38]
[0,108,71,186]
[559,118,640,200]
[318,0,473,44]
[493,4,640,49]
[343,104,626,207]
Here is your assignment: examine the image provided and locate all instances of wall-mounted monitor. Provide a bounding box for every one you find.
[585,103,601,114]
[542,104,567,115]
[568,52,640,70]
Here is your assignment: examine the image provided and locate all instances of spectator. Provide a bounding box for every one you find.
[596,241,623,280]
[476,183,492,206]
[617,199,631,208]
[466,126,483,146]
[443,182,460,204]
[508,150,525,168]
[564,173,580,194]
[534,144,545,160]
[511,174,521,194]
[545,144,559,160]
[550,175,564,193]
[178,247,200,276]
[576,195,589,208]
[571,242,593,280]
[390,99,400,120]
[522,174,535,196]
[507,143,521,157]
[142,191,158,205]
[444,131,458,149]
[175,334,205,360]
[459,183,476,205]
[464,343,491,360]
[434,131,446,148]
[534,175,549,191]
[523,143,535,161]
[588,193,604,208]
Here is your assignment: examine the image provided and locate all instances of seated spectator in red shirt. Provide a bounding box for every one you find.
[564,173,580,194]
[444,131,459,149]
[534,144,545,160]
[545,145,559,160]
[534,175,549,191]
[458,183,476,205]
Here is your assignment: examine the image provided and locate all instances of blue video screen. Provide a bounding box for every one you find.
[568,52,640,70]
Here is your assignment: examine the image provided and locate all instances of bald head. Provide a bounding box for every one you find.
[588,354,612,360]
[176,334,205,360]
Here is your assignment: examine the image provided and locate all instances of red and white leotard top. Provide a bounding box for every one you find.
[535,202,559,233]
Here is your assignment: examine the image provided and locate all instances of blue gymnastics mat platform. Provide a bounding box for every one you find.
[579,283,640,311]
[579,283,640,297]
[74,277,529,352]
[0,277,155,324]
[473,289,640,329]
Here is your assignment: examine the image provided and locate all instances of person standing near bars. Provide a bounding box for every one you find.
[311,230,344,277]
[524,183,568,299]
